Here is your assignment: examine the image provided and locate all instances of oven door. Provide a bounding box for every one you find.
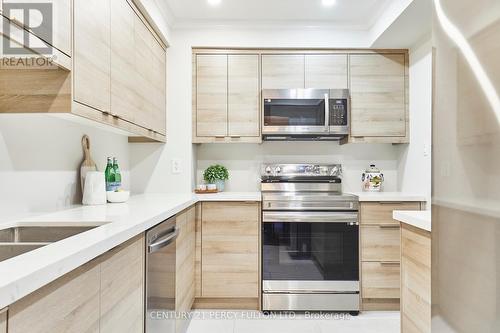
[262,89,329,135]
[262,211,359,293]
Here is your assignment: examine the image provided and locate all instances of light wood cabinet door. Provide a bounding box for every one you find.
[194,203,202,297]
[201,202,259,298]
[305,54,348,89]
[350,54,406,138]
[100,235,145,333]
[228,54,260,137]
[362,262,400,299]
[176,206,196,333]
[262,54,305,89]
[401,224,431,333]
[8,261,100,333]
[73,0,110,113]
[150,38,166,135]
[360,202,421,225]
[361,225,401,262]
[3,0,71,55]
[0,308,7,333]
[111,0,139,123]
[133,14,155,131]
[196,54,228,137]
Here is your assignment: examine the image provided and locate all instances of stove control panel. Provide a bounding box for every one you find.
[261,164,343,178]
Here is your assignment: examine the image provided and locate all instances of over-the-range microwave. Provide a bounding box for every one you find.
[262,88,350,141]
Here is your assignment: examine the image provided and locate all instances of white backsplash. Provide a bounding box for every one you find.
[0,114,130,218]
[196,142,402,193]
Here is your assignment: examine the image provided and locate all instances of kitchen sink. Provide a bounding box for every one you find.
[0,225,102,262]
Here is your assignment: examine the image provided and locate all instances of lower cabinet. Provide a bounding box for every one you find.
[360,202,421,311]
[7,235,145,333]
[0,308,6,333]
[176,206,196,333]
[195,201,260,309]
[100,236,145,333]
[401,223,431,333]
[8,259,101,333]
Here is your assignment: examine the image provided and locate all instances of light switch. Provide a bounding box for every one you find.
[423,144,430,157]
[171,158,181,174]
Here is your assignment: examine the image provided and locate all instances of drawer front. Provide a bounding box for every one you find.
[360,202,421,225]
[361,225,400,262]
[362,262,400,299]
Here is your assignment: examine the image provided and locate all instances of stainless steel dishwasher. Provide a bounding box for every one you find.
[145,217,178,333]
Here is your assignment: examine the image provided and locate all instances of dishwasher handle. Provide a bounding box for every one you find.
[148,228,178,253]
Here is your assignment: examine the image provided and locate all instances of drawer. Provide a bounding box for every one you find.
[361,225,400,262]
[362,262,400,299]
[360,202,421,225]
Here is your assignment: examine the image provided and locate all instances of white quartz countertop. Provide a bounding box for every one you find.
[0,192,261,308]
[195,191,261,201]
[348,192,427,202]
[393,210,432,232]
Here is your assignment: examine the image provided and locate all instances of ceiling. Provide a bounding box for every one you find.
[163,0,395,29]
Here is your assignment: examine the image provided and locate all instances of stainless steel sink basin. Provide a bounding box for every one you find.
[0,243,50,262]
[0,225,101,262]
[0,226,97,243]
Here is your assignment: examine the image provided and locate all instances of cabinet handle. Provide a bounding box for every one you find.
[380,261,400,266]
[230,136,241,139]
[379,224,399,229]
[214,136,225,139]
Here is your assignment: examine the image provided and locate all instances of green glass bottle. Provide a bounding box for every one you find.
[105,157,115,191]
[112,157,122,191]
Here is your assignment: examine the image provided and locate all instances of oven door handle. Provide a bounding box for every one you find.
[263,211,358,223]
[324,93,330,132]
[148,228,178,253]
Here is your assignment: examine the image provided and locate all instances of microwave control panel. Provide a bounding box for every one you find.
[329,99,348,126]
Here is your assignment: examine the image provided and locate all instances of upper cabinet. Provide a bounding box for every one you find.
[196,54,228,138]
[193,53,260,143]
[261,54,348,90]
[261,54,304,89]
[349,53,408,143]
[73,0,111,113]
[110,0,139,125]
[1,0,167,142]
[305,54,348,89]
[228,54,260,137]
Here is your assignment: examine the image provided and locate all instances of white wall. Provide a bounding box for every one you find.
[397,37,432,206]
[0,115,130,219]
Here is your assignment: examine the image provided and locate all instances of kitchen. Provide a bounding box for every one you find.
[0,0,498,333]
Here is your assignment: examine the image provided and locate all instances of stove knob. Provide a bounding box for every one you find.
[275,166,282,174]
[330,166,341,177]
[265,166,272,174]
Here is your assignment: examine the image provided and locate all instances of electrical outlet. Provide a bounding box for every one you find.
[171,158,181,174]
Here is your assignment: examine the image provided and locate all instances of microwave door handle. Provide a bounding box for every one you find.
[324,93,330,132]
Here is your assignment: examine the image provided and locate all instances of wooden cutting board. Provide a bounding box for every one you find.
[80,135,97,192]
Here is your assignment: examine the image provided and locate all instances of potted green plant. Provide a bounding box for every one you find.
[203,164,229,192]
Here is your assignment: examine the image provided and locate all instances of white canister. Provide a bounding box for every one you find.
[82,171,107,205]
[362,164,384,192]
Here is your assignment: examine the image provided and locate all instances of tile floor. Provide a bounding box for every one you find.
[186,310,400,333]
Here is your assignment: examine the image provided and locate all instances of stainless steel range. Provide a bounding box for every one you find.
[261,164,360,314]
